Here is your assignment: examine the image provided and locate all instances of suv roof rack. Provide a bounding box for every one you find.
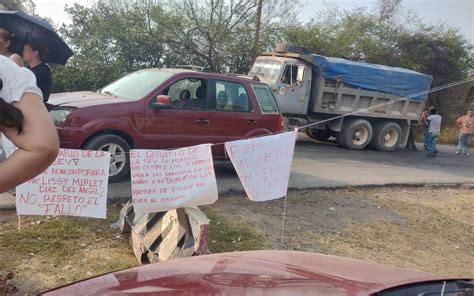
[173,65,204,71]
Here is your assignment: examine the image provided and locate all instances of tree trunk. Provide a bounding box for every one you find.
[252,0,263,60]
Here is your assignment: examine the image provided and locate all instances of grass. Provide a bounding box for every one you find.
[0,204,270,293]
[415,126,473,147]
[2,188,471,293]
[0,204,137,293]
[204,207,270,253]
[288,189,474,277]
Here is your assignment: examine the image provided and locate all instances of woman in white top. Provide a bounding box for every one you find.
[0,28,24,67]
[0,55,59,192]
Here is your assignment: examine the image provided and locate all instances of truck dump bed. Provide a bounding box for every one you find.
[313,55,433,101]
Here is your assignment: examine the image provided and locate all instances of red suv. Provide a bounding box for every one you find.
[49,69,284,182]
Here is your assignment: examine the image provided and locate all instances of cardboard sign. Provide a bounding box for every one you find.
[130,144,218,214]
[16,149,111,218]
[225,131,297,201]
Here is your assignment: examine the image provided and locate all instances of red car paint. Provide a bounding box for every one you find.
[43,250,472,295]
[50,69,284,157]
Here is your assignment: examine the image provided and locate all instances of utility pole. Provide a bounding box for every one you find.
[252,0,263,59]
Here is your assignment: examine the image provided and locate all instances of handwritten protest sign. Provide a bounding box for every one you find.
[130,144,218,214]
[225,131,297,201]
[16,149,111,218]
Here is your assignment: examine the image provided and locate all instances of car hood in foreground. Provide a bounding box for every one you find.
[42,250,467,295]
[48,91,129,108]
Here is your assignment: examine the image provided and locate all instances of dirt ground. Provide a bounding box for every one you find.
[206,186,474,278]
[0,186,473,294]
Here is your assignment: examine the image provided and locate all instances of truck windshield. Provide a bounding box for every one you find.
[249,60,282,82]
[101,69,173,101]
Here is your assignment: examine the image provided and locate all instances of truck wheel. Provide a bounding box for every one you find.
[370,122,402,152]
[340,119,373,150]
[305,129,331,141]
[83,134,130,183]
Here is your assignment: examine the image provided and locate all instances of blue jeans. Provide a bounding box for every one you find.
[457,132,471,154]
[426,132,439,155]
[423,127,430,150]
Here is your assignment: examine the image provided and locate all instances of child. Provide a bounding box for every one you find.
[455,110,474,156]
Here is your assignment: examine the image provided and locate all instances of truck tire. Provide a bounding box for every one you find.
[369,122,402,152]
[83,134,130,183]
[340,119,373,150]
[305,129,331,141]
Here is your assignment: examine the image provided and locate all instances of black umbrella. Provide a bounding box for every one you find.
[0,10,73,64]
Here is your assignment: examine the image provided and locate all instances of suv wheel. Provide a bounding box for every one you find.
[83,134,130,183]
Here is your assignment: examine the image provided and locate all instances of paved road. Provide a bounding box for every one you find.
[107,135,474,200]
[1,135,473,208]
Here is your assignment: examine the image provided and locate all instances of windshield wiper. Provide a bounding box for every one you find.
[103,91,117,97]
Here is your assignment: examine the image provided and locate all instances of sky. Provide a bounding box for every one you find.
[34,0,474,43]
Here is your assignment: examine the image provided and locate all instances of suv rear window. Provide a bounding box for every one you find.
[252,85,279,114]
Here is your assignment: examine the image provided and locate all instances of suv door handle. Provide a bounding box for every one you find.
[196,119,209,125]
[247,120,258,126]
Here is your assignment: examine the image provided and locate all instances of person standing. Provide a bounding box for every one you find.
[455,110,474,156]
[22,42,52,103]
[425,108,442,157]
[420,105,435,151]
[0,28,23,67]
[405,120,418,151]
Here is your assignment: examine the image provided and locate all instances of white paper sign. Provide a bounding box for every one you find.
[16,149,111,218]
[130,144,218,214]
[225,131,297,201]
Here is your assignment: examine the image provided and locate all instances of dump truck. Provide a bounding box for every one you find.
[249,44,433,151]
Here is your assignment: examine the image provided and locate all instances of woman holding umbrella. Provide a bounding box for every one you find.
[0,55,59,192]
[23,42,52,102]
[0,28,23,67]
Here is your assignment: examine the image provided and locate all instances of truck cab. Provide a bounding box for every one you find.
[249,56,313,116]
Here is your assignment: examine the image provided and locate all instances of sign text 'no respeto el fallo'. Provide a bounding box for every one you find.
[16,149,111,218]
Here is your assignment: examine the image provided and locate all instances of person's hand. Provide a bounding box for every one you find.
[0,93,59,192]
[10,54,24,67]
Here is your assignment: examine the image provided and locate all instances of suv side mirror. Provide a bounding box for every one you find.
[152,95,172,109]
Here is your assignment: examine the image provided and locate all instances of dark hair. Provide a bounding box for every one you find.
[0,79,24,134]
[25,42,48,61]
[0,28,14,52]
[430,108,437,115]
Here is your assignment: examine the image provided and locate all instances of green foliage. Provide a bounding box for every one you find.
[52,0,297,92]
[53,1,168,92]
[0,0,35,12]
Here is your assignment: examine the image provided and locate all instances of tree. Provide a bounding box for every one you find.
[252,0,263,59]
[53,1,171,92]
[0,0,36,13]
[52,0,297,92]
